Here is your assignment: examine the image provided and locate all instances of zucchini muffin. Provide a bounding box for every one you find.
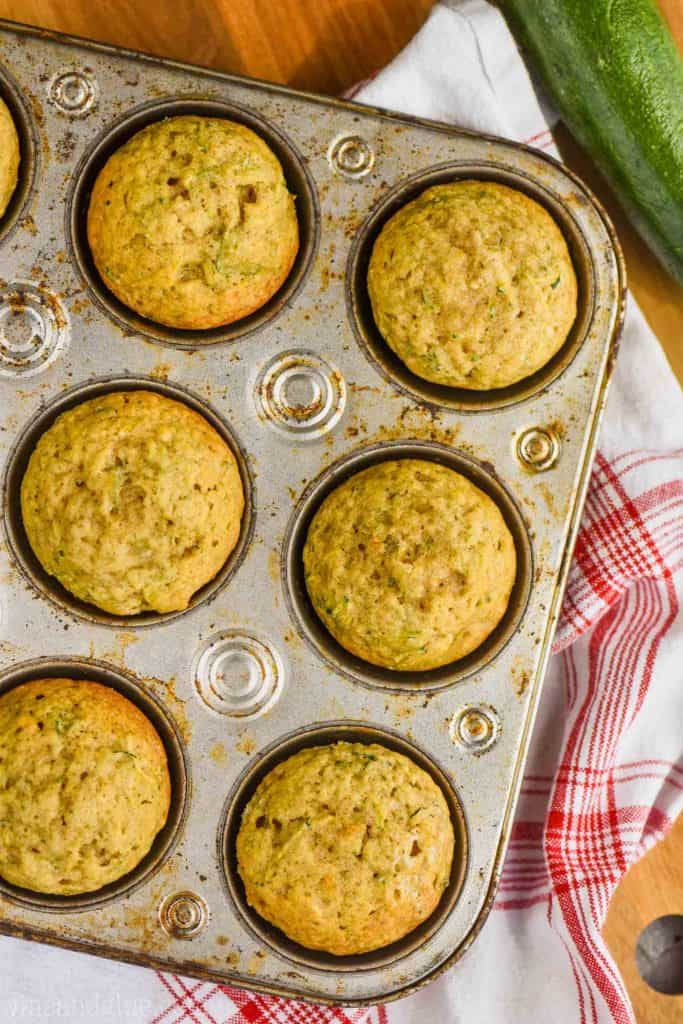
[367,180,577,390]
[303,459,516,671]
[87,115,299,330]
[237,741,455,955]
[0,96,20,218]
[20,390,244,616]
[0,678,171,895]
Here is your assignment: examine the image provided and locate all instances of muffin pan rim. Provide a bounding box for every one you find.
[282,438,534,693]
[0,655,191,913]
[218,720,470,973]
[64,94,321,350]
[1,373,256,628]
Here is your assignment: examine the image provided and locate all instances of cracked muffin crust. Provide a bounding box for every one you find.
[367,180,577,390]
[303,459,516,671]
[0,96,20,219]
[236,741,455,955]
[20,390,244,615]
[0,678,170,895]
[87,115,299,330]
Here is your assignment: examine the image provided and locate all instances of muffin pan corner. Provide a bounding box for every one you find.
[0,17,625,1007]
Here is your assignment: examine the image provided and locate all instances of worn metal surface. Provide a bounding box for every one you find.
[0,19,625,1005]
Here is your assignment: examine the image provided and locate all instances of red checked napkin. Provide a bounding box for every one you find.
[2,2,682,1021]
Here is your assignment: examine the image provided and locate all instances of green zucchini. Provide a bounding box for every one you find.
[502,0,683,283]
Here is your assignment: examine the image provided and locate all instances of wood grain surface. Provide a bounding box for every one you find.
[603,812,683,1024]
[0,2,681,1020]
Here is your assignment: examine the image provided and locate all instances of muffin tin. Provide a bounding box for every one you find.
[0,18,625,1006]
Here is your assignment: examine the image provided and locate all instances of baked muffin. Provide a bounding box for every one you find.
[237,741,454,954]
[303,459,516,671]
[0,97,20,218]
[87,115,299,330]
[0,678,170,895]
[367,180,577,390]
[20,390,244,615]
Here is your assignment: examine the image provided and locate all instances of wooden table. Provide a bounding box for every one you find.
[0,2,681,1020]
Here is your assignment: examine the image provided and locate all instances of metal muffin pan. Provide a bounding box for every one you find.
[0,18,625,1006]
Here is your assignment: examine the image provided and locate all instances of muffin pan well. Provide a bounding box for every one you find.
[347,162,595,413]
[0,19,624,1006]
[0,62,37,247]
[283,439,533,692]
[2,375,254,627]
[67,97,320,348]
[0,657,189,912]
[219,722,469,973]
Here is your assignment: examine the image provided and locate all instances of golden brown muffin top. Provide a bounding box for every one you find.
[304,459,516,671]
[0,96,20,219]
[368,180,577,390]
[21,390,244,615]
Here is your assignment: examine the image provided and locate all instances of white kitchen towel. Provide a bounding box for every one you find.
[1,3,682,1023]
